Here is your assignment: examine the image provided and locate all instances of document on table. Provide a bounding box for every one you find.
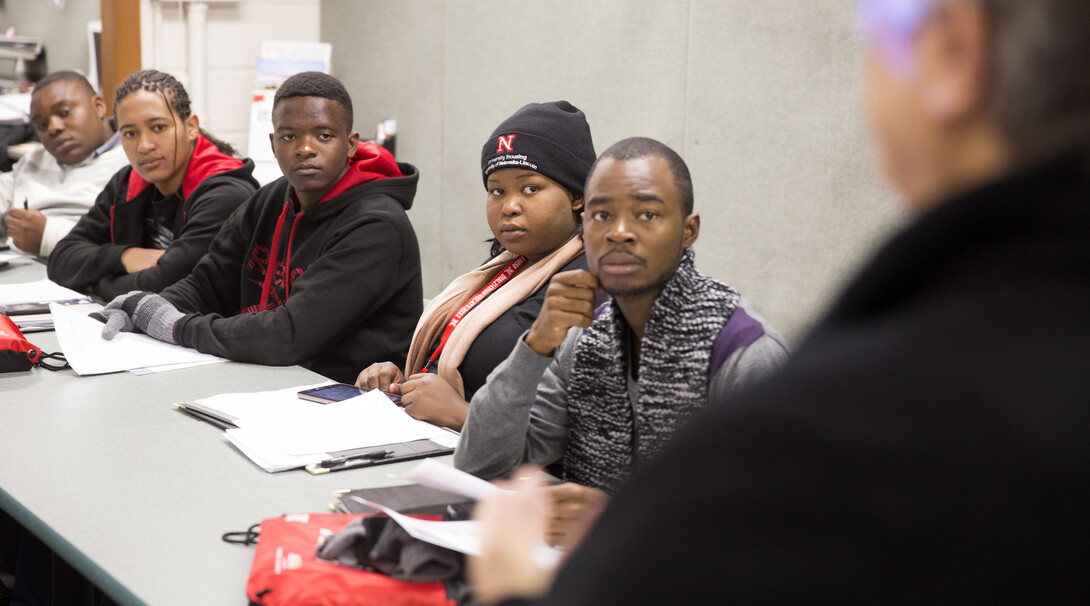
[51,302,223,375]
[191,384,458,472]
[225,428,326,472]
[238,389,456,455]
[10,312,53,332]
[0,278,91,310]
[127,359,226,375]
[10,302,104,333]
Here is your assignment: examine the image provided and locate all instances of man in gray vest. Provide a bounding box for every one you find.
[456,137,788,546]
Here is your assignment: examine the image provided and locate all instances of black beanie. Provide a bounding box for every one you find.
[480,100,596,197]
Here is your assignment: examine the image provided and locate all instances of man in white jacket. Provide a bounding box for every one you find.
[0,71,127,258]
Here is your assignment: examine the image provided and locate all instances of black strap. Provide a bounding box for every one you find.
[222,523,261,546]
[35,350,69,371]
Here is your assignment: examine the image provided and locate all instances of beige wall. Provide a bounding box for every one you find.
[0,0,100,77]
[322,0,904,343]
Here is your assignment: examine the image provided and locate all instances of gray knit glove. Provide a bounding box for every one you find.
[89,293,138,338]
[90,290,183,344]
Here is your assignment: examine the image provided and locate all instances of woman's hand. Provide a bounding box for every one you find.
[398,372,470,430]
[355,361,406,392]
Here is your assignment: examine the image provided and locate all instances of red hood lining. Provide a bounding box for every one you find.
[316,141,403,204]
[126,134,244,202]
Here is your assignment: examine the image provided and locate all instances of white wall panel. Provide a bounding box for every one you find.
[148,0,321,156]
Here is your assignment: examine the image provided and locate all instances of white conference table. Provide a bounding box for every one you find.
[0,260,450,605]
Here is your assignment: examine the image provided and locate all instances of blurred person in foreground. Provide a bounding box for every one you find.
[470,0,1090,603]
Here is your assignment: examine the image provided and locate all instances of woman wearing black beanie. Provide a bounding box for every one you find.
[356,100,604,430]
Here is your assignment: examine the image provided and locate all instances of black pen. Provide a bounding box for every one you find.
[319,449,395,469]
[173,402,238,431]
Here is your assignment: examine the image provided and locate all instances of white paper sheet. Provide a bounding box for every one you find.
[236,389,453,456]
[128,358,226,375]
[0,278,90,306]
[347,496,562,568]
[51,302,222,376]
[191,382,336,422]
[225,428,328,473]
[398,458,506,501]
[192,384,456,472]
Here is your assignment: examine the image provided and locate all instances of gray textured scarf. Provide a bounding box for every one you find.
[564,249,740,493]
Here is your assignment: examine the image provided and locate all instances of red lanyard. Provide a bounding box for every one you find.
[422,255,528,373]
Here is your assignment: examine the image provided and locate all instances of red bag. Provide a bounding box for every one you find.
[244,513,454,606]
[1,313,41,372]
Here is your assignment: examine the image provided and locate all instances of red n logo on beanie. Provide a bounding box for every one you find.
[495,134,516,153]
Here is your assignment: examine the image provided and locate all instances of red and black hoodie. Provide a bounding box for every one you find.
[161,142,423,384]
[47,135,259,301]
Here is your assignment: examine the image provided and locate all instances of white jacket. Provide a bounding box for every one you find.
[0,136,128,257]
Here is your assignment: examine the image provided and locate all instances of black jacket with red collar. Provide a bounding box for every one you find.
[47,135,258,301]
[161,142,423,383]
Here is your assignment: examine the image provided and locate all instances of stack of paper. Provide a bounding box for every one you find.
[50,303,223,375]
[188,384,458,472]
[0,278,91,313]
[8,301,100,333]
[10,312,53,333]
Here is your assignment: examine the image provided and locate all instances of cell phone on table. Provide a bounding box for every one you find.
[297,383,402,405]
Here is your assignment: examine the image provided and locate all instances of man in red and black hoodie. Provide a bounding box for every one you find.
[93,72,423,383]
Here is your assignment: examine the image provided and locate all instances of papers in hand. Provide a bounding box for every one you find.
[398,458,504,501]
[347,495,562,569]
[189,384,457,472]
[50,303,222,375]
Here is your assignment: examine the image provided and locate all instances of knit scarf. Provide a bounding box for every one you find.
[564,248,740,493]
[406,235,585,398]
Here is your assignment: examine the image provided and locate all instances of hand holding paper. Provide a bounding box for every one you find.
[398,458,505,501]
[469,468,563,603]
